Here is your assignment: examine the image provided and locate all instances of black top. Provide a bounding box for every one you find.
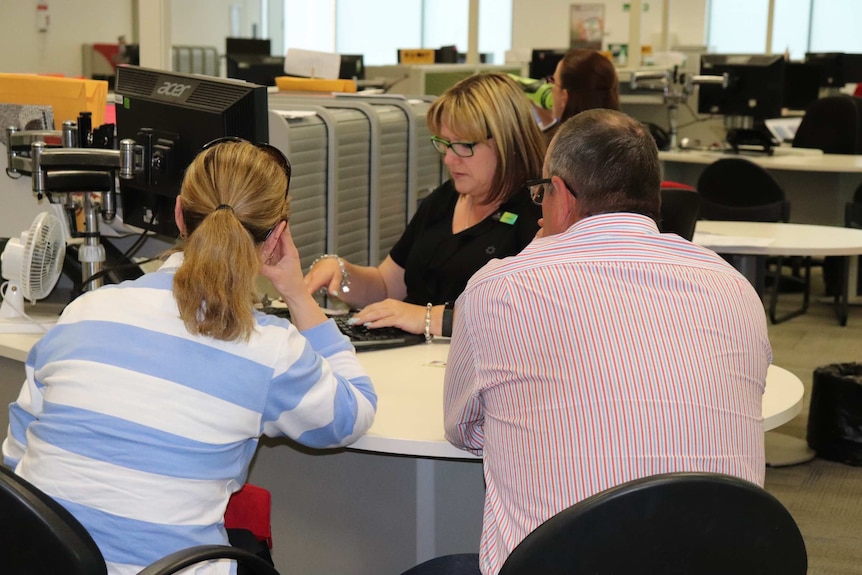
[390,179,541,305]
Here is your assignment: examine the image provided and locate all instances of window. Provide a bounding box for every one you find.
[707,0,861,58]
[279,0,511,67]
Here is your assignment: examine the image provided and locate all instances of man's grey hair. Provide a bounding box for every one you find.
[548,108,661,221]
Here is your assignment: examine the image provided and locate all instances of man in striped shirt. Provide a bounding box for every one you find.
[443,109,771,575]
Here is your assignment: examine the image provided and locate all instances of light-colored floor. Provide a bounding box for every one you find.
[764,273,862,575]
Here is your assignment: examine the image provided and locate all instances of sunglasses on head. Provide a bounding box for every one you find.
[201,136,292,186]
[200,137,291,242]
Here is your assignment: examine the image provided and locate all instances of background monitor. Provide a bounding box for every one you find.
[226,54,286,86]
[114,65,268,237]
[435,45,458,64]
[225,37,271,56]
[529,49,568,80]
[338,54,365,80]
[805,52,862,87]
[783,62,822,111]
[697,54,786,122]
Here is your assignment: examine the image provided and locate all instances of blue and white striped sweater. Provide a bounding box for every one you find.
[3,253,376,575]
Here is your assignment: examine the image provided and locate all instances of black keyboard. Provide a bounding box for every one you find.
[260,306,425,352]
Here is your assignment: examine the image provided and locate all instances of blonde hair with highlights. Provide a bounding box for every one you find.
[427,73,546,206]
[174,141,290,341]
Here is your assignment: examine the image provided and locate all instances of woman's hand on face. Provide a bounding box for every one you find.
[348,299,426,335]
[259,222,306,303]
[303,257,345,298]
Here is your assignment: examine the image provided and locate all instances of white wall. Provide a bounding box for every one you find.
[0,1,134,76]
[0,1,710,77]
[0,0,263,77]
[511,0,708,54]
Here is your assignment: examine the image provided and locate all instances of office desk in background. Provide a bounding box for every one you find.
[0,335,805,575]
[660,149,862,227]
[694,220,862,325]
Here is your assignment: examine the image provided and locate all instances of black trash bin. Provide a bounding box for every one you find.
[807,363,862,465]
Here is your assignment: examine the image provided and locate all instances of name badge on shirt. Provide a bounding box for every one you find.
[495,211,518,225]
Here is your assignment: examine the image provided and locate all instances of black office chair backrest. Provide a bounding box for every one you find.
[793,95,862,155]
[659,185,701,240]
[0,465,281,575]
[0,464,107,575]
[696,157,789,222]
[498,472,807,575]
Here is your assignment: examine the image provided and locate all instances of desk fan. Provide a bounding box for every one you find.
[0,211,66,333]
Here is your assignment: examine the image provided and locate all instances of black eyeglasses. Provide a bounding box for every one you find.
[525,176,577,205]
[544,75,556,86]
[202,137,292,187]
[430,136,483,158]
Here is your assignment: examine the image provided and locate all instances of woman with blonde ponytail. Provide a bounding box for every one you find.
[3,139,376,575]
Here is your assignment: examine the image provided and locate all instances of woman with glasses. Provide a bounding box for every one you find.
[542,49,620,140]
[3,140,377,575]
[304,73,545,339]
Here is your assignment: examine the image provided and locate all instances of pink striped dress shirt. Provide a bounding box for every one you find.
[444,213,771,575]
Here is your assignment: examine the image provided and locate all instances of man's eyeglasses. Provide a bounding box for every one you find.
[202,136,292,187]
[525,177,577,205]
[430,136,483,158]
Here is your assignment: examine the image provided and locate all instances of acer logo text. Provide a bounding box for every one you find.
[156,82,193,97]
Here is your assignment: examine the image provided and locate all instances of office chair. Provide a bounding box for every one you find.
[792,95,862,155]
[0,465,281,575]
[696,157,810,323]
[498,472,807,575]
[659,182,701,240]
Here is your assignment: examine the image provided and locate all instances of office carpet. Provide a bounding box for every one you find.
[766,270,862,575]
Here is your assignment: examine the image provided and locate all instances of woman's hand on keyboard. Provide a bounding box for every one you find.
[349,299,426,335]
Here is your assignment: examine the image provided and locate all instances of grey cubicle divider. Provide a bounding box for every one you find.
[334,93,445,221]
[270,93,409,266]
[266,109,328,272]
[267,105,371,269]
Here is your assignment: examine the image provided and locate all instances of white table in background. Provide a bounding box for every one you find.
[695,220,862,325]
[660,149,862,227]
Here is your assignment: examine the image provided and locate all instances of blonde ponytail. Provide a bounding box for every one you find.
[173,141,290,341]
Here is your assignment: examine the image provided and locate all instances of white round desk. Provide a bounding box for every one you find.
[0,333,807,575]
[694,220,862,325]
[352,341,803,452]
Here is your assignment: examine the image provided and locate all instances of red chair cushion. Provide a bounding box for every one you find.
[224,484,273,548]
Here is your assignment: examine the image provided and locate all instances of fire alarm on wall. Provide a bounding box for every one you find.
[37,2,50,33]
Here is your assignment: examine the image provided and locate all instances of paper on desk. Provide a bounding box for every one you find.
[693,232,775,247]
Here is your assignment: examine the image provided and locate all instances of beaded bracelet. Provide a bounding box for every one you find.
[310,254,351,294]
[424,302,433,344]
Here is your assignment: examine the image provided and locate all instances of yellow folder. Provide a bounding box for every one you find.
[274,77,357,94]
[0,74,108,128]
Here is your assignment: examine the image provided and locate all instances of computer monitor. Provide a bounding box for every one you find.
[226,37,271,56]
[783,62,822,111]
[339,54,365,80]
[529,49,568,80]
[435,45,459,64]
[226,54,286,86]
[805,52,862,87]
[114,65,268,237]
[697,54,786,122]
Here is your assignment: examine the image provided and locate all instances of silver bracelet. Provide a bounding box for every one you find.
[310,254,350,294]
[424,302,433,344]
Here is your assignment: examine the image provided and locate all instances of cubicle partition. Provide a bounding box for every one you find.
[270,94,406,265]
[267,102,371,268]
[268,93,446,267]
[334,94,445,219]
